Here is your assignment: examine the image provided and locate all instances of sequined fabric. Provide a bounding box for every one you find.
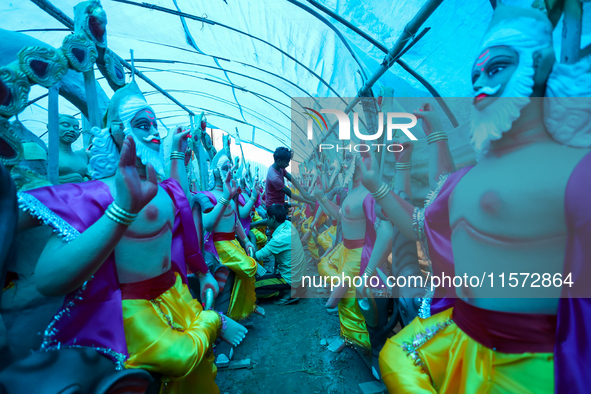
[380,308,554,393]
[18,192,80,242]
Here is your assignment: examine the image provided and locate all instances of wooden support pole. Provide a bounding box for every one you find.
[83,69,102,128]
[47,85,60,185]
[561,0,583,64]
[315,0,446,152]
[343,0,444,116]
[82,115,91,149]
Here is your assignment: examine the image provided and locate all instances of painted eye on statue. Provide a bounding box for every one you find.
[134,121,151,132]
[487,64,506,77]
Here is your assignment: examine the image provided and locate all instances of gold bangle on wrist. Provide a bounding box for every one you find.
[395,162,411,171]
[170,151,186,160]
[320,195,328,204]
[106,202,137,226]
[365,268,376,277]
[370,183,389,201]
[218,197,230,206]
[427,131,448,145]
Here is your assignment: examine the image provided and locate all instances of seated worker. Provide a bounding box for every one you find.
[254,204,306,305]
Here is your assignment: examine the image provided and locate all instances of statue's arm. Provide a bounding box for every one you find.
[238,188,258,218]
[169,155,190,199]
[376,192,415,240]
[200,200,227,233]
[316,188,340,220]
[365,220,394,275]
[35,215,127,296]
[310,206,323,229]
[169,127,191,198]
[429,139,455,189]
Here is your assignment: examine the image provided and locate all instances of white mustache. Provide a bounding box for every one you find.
[142,133,160,142]
[474,85,501,97]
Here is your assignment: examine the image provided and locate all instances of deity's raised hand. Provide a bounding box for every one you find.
[394,140,414,164]
[358,150,381,193]
[115,136,158,214]
[413,102,443,137]
[252,178,260,196]
[222,165,239,200]
[172,126,190,155]
[313,174,324,199]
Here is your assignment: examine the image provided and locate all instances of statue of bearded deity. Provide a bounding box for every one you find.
[56,114,90,184]
[16,79,248,393]
[365,4,591,393]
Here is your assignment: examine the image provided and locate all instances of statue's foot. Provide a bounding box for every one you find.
[254,305,265,317]
[326,306,338,315]
[327,337,346,353]
[220,316,248,347]
[325,283,349,308]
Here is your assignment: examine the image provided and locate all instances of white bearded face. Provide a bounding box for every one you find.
[119,97,165,178]
[469,17,552,160]
[91,97,166,180]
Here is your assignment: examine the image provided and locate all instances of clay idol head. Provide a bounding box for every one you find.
[90,81,164,179]
[469,4,555,159]
[209,148,232,189]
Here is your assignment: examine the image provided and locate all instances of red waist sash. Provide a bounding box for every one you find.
[452,298,557,354]
[120,269,176,300]
[213,232,236,242]
[343,238,364,250]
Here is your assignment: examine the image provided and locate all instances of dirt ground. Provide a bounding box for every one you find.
[216,253,376,394]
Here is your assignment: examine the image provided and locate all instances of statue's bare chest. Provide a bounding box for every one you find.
[342,188,368,220]
[128,188,175,234]
[449,146,588,238]
[59,151,87,175]
[211,190,235,217]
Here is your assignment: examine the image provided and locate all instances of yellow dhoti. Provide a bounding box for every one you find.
[318,225,336,251]
[122,272,221,394]
[336,244,370,349]
[252,212,267,237]
[252,228,267,250]
[379,307,554,394]
[317,242,344,278]
[301,216,325,260]
[214,236,258,320]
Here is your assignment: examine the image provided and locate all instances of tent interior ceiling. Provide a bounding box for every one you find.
[2,0,590,162]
